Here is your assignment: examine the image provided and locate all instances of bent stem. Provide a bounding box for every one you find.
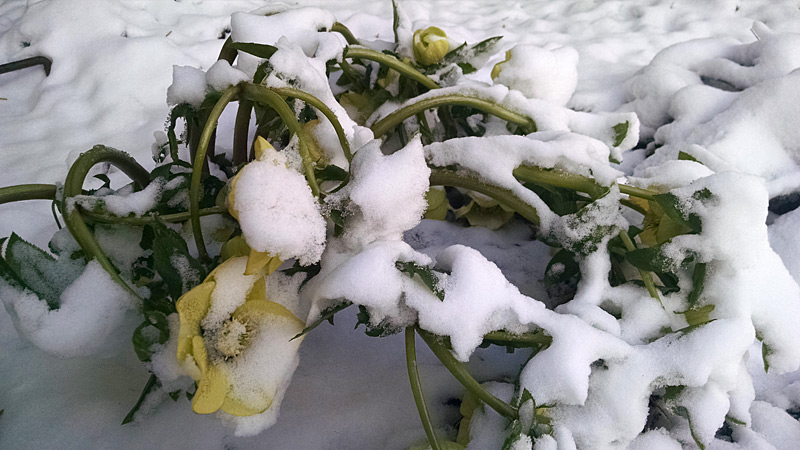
[406,327,443,450]
[418,328,519,421]
[240,83,321,196]
[430,168,540,226]
[512,165,607,199]
[483,330,552,347]
[344,46,440,91]
[189,85,240,261]
[63,145,149,299]
[233,99,253,165]
[331,22,360,46]
[0,184,57,205]
[371,94,536,139]
[271,86,353,162]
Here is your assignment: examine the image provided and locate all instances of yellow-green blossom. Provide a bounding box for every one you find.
[176,256,305,416]
[413,26,449,66]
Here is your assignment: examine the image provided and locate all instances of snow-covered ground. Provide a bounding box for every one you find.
[4,1,800,449]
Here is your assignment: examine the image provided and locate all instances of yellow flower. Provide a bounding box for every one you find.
[226,137,284,276]
[176,256,305,416]
[413,26,449,66]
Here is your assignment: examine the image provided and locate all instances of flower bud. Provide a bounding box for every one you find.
[413,26,449,66]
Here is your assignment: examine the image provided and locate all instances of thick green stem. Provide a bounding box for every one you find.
[190,85,240,261]
[619,184,657,201]
[217,37,238,64]
[331,22,360,46]
[271,87,353,162]
[0,184,57,205]
[344,46,440,91]
[81,206,225,226]
[371,94,536,138]
[240,83,321,196]
[429,168,540,226]
[418,328,519,421]
[0,56,52,76]
[233,99,253,165]
[482,330,552,347]
[618,231,662,302]
[63,146,149,298]
[513,165,607,199]
[406,328,443,450]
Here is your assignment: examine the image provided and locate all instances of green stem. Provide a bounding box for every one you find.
[331,22,360,46]
[618,231,661,302]
[271,87,353,162]
[63,145,149,299]
[344,46,440,91]
[513,165,607,199]
[405,328,443,450]
[81,206,226,226]
[619,184,657,201]
[217,37,238,64]
[240,83,321,196]
[0,56,52,76]
[371,94,536,139]
[232,99,253,165]
[190,85,240,261]
[482,330,552,347]
[0,184,57,205]
[429,168,540,226]
[417,328,519,421]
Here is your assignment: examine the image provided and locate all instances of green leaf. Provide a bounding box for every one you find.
[355,305,401,337]
[626,245,693,274]
[395,261,445,301]
[132,311,170,362]
[652,192,705,233]
[3,233,84,309]
[679,304,715,328]
[544,249,580,286]
[281,260,321,289]
[687,262,707,306]
[147,221,204,300]
[314,164,349,182]
[678,151,699,162]
[230,42,278,59]
[122,374,160,425]
[292,301,352,340]
[391,0,401,44]
[612,121,629,147]
[330,209,345,238]
[756,332,773,373]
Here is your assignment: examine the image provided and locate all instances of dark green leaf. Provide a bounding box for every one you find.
[132,311,170,362]
[356,305,401,337]
[457,62,476,74]
[314,165,349,182]
[230,42,278,59]
[147,221,204,300]
[292,301,352,340]
[395,261,445,301]
[391,0,401,44]
[168,391,181,402]
[3,233,84,309]
[678,151,699,162]
[544,249,580,286]
[626,245,693,274]
[330,209,345,238]
[687,262,707,306]
[612,121,629,147]
[122,374,160,425]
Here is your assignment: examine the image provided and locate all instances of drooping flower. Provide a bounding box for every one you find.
[413,26,449,66]
[176,256,305,416]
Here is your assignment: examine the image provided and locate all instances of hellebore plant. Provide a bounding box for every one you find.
[1,3,797,450]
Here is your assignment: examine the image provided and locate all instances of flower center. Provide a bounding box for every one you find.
[215,318,248,358]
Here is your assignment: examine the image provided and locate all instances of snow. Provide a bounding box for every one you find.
[4,1,800,449]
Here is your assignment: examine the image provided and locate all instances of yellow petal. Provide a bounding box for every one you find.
[192,335,209,374]
[491,50,511,80]
[192,364,229,414]
[413,26,449,66]
[220,235,251,261]
[227,172,241,220]
[233,299,305,330]
[245,276,266,304]
[244,249,282,276]
[253,136,274,161]
[176,281,216,362]
[221,394,271,417]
